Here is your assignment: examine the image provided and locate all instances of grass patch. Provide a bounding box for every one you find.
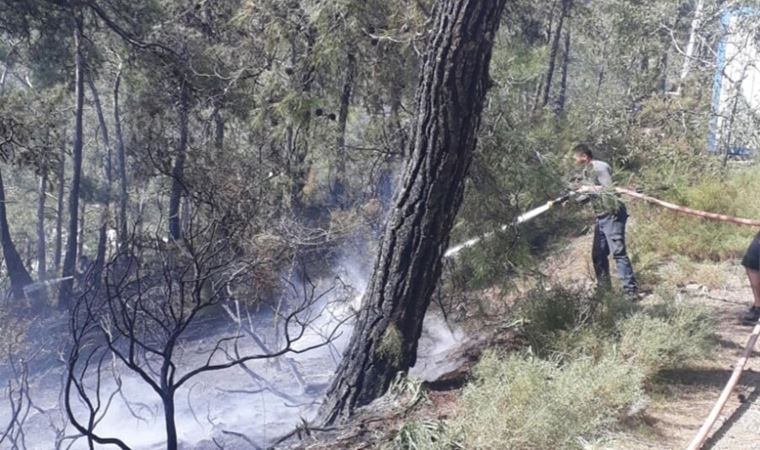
[453,351,645,450]
[655,256,731,290]
[389,287,715,450]
[618,300,715,379]
[628,166,760,263]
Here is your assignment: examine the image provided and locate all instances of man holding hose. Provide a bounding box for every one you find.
[572,143,639,296]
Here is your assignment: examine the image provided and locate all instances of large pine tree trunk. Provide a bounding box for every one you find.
[59,12,85,308]
[168,80,190,241]
[113,67,129,250]
[319,0,507,424]
[0,168,33,300]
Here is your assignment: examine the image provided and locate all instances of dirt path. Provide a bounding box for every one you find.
[634,277,760,450]
[541,232,760,450]
[585,261,760,450]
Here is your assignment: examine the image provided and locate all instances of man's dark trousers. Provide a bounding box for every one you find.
[592,205,637,293]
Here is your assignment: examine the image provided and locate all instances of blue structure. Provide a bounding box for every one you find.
[708,6,760,155]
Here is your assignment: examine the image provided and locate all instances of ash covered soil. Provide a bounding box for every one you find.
[0,288,470,449]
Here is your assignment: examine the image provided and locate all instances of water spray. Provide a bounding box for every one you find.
[22,276,74,296]
[444,194,571,258]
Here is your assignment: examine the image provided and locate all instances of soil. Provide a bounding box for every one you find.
[615,267,760,450]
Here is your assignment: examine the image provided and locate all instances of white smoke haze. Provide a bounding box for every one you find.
[0,248,465,449]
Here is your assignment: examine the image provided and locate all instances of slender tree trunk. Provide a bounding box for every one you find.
[77,202,85,265]
[0,66,7,94]
[319,0,507,424]
[555,26,571,114]
[113,66,129,249]
[88,74,113,187]
[532,73,545,112]
[0,168,34,300]
[542,0,571,107]
[168,80,190,241]
[54,141,65,274]
[657,51,669,94]
[286,19,316,211]
[213,108,224,152]
[88,73,113,280]
[36,166,47,282]
[332,52,357,207]
[389,84,407,157]
[59,12,85,308]
[677,0,704,92]
[596,66,605,99]
[164,393,177,450]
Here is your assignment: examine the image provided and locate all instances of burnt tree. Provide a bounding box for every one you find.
[319,0,507,424]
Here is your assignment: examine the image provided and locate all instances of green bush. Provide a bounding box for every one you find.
[619,299,715,378]
[388,419,461,450]
[452,351,644,450]
[515,286,635,356]
[425,288,715,449]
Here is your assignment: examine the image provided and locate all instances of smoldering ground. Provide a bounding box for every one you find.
[0,249,465,450]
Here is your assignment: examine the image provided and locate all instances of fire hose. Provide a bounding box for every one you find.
[445,187,760,449]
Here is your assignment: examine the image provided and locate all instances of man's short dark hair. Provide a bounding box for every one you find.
[573,143,593,159]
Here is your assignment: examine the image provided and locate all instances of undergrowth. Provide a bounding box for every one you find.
[629,166,760,263]
[390,286,715,450]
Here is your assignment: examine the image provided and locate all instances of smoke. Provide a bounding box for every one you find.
[0,245,466,450]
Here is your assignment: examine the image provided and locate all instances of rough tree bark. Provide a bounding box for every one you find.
[113,66,129,249]
[542,0,571,107]
[59,12,85,308]
[0,168,33,300]
[319,0,507,424]
[168,79,190,241]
